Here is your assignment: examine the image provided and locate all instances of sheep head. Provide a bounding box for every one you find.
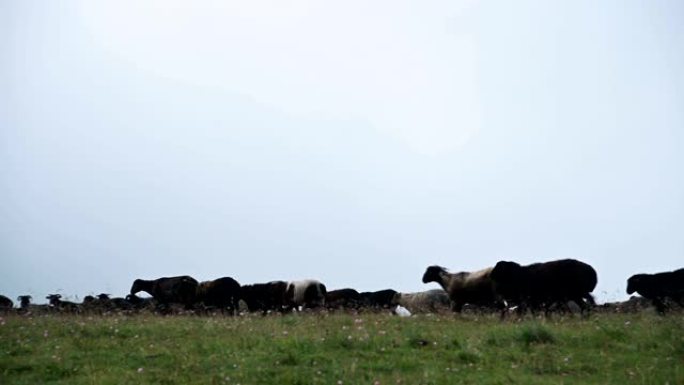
[46,294,62,305]
[130,279,145,295]
[422,266,446,284]
[626,274,647,295]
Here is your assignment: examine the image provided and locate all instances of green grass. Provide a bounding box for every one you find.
[1,311,682,384]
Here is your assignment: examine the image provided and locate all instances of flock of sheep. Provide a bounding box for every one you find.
[1,258,683,316]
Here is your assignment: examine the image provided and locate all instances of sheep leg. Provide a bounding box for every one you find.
[231,297,240,316]
[652,298,667,314]
[583,293,596,307]
[499,305,510,320]
[575,296,594,317]
[497,300,509,320]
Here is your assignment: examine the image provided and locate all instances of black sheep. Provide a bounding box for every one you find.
[627,268,684,313]
[239,281,288,313]
[16,295,49,314]
[125,293,157,311]
[0,295,13,310]
[17,295,32,309]
[130,275,199,308]
[46,294,81,313]
[97,293,133,311]
[196,277,242,314]
[326,288,363,310]
[490,259,597,314]
[359,289,399,309]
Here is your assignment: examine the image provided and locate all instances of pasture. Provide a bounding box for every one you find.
[1,311,682,385]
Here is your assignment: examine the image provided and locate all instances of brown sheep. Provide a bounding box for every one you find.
[422,265,502,312]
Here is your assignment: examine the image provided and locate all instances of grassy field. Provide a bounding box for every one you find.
[1,310,682,385]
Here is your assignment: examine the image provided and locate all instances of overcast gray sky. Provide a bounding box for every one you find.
[2,0,683,304]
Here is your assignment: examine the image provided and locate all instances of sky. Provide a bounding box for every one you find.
[1,0,683,304]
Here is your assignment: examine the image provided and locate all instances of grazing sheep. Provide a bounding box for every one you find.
[46,294,81,313]
[125,294,157,311]
[393,289,451,313]
[627,268,684,313]
[130,276,199,308]
[196,277,241,314]
[422,265,501,312]
[96,293,133,311]
[0,295,13,310]
[490,259,597,314]
[82,294,120,313]
[359,289,399,309]
[83,295,97,303]
[326,288,362,310]
[82,295,101,311]
[284,280,327,310]
[240,281,289,313]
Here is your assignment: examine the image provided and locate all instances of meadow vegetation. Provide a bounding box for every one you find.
[1,311,682,384]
